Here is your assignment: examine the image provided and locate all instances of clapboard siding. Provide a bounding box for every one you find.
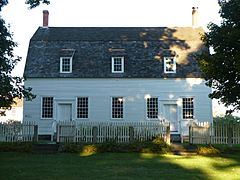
[24,78,212,135]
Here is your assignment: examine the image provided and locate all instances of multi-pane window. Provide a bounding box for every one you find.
[42,97,53,118]
[112,57,124,73]
[112,97,123,119]
[60,57,72,73]
[147,98,158,119]
[77,97,88,118]
[164,57,176,73]
[182,97,194,119]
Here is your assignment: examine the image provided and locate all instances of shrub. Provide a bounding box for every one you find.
[214,115,240,123]
[61,137,170,154]
[139,137,170,153]
[81,145,98,154]
[197,145,220,155]
[61,143,80,153]
[0,142,33,153]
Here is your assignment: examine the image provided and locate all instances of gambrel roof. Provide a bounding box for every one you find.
[24,27,206,78]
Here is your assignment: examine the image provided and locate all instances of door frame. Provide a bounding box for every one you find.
[159,100,181,134]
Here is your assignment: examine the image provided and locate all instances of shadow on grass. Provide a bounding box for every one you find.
[141,152,240,179]
[1,142,240,179]
[195,144,240,173]
[205,152,240,172]
[0,152,210,180]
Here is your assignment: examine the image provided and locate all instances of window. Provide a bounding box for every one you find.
[182,97,194,119]
[112,97,123,119]
[77,97,88,119]
[60,57,72,73]
[164,57,176,73]
[42,97,53,118]
[112,57,124,73]
[147,97,158,119]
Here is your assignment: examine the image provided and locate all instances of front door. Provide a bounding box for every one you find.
[163,104,178,132]
[57,104,72,121]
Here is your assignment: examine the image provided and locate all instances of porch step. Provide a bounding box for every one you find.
[32,144,59,154]
[182,135,189,143]
[38,135,52,141]
[170,143,198,155]
[170,134,181,143]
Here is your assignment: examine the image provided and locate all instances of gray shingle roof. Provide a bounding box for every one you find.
[24,27,206,78]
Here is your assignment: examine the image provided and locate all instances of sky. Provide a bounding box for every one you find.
[2,0,231,116]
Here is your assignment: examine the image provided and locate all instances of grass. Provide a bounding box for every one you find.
[0,152,240,180]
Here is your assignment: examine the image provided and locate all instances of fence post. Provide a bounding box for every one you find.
[129,126,134,142]
[208,123,212,145]
[33,125,38,142]
[189,125,192,144]
[92,126,98,143]
[227,122,233,147]
[56,124,60,143]
[73,122,76,143]
[165,124,170,145]
[206,125,210,144]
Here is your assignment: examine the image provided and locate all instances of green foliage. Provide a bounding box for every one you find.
[61,137,170,154]
[198,0,240,114]
[61,143,81,153]
[0,142,33,152]
[196,144,240,155]
[214,115,240,123]
[211,144,240,154]
[197,145,221,155]
[0,1,35,115]
[26,0,50,9]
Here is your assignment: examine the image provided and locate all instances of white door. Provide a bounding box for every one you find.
[57,104,72,121]
[163,104,178,132]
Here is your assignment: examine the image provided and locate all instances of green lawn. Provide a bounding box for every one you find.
[0,152,240,180]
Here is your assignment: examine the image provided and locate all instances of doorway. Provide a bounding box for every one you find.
[163,104,178,132]
[57,104,72,121]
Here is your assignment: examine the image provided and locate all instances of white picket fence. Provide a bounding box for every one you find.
[0,121,38,142]
[189,121,240,144]
[57,121,170,143]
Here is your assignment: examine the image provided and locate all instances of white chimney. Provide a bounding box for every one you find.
[192,7,199,28]
[43,10,49,27]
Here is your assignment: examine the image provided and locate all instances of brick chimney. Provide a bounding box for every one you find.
[192,7,199,28]
[43,10,49,27]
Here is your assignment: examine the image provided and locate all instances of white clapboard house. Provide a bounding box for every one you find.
[23,8,212,139]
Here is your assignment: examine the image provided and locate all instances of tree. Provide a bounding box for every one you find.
[198,0,240,114]
[0,0,49,115]
[25,0,50,9]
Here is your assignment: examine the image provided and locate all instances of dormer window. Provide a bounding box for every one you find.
[60,57,72,73]
[112,57,124,73]
[164,57,176,73]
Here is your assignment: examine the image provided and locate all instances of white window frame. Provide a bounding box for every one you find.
[111,97,124,119]
[146,97,159,119]
[164,57,176,73]
[41,97,54,119]
[182,97,194,119]
[76,97,89,119]
[60,57,72,73]
[111,57,124,73]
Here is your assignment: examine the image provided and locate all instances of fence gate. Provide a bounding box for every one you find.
[189,121,240,145]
